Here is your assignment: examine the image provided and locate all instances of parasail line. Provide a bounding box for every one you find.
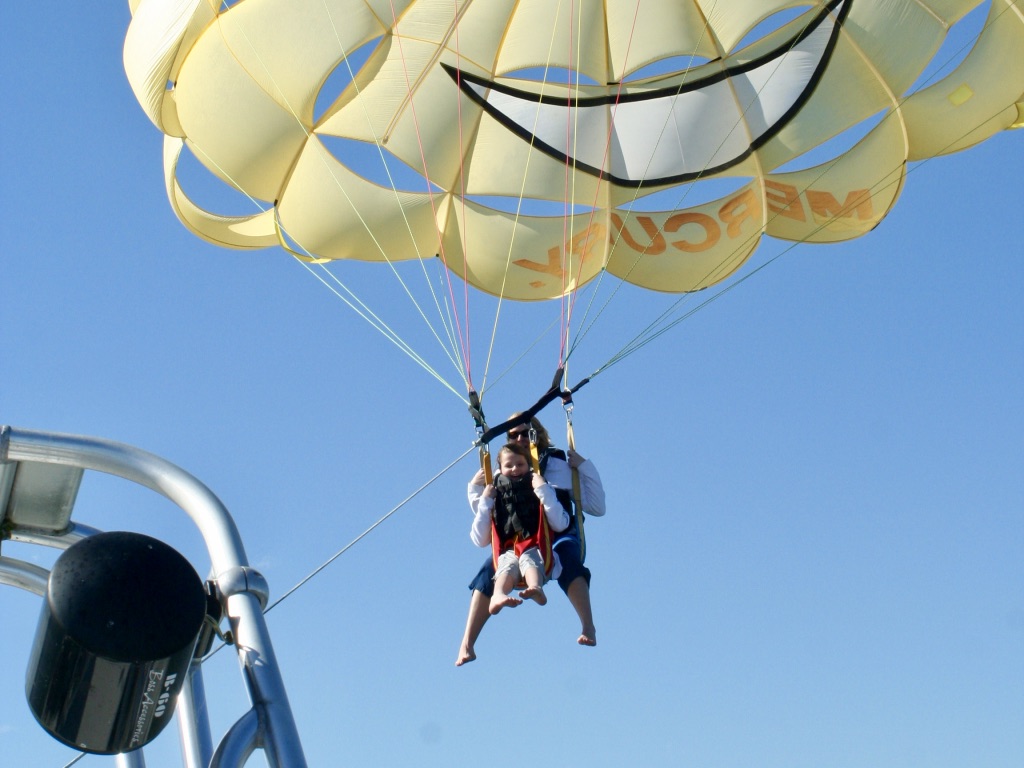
[560,0,653,364]
[563,0,729,358]
[559,0,632,386]
[262,444,476,616]
[320,0,471,379]
[571,0,1018,362]
[197,187,466,395]
[147,0,1020,417]
[566,0,855,363]
[552,0,1021,371]
[383,0,475,391]
[209,1,474,388]
[196,443,477,665]
[259,0,472,378]
[340,3,477,395]
[476,315,564,401]
[293,256,469,403]
[476,2,587,400]
[450,3,475,389]
[586,95,1018,378]
[169,129,469,397]
[560,0,638,345]
[557,0,580,366]
[205,5,468,378]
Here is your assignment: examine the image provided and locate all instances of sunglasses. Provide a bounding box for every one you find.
[507,429,531,441]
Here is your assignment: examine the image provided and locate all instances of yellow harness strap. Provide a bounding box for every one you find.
[565,409,586,562]
[528,427,541,474]
[479,444,493,484]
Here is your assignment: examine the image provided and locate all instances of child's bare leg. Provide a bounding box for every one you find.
[518,566,547,606]
[489,571,523,614]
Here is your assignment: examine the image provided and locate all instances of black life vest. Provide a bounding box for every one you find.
[491,473,542,548]
[490,472,553,577]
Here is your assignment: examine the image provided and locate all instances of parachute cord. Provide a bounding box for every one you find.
[565,0,797,363]
[294,257,469,403]
[560,0,724,369]
[327,3,468,388]
[479,315,563,398]
[198,444,477,664]
[560,0,644,355]
[569,0,872,364]
[557,0,648,384]
[565,0,988,366]
[594,247,786,375]
[308,6,470,380]
[577,4,871,365]
[451,4,474,391]
[385,0,475,390]
[557,0,578,366]
[582,97,1017,381]
[197,3,472,393]
[194,1,1012,411]
[263,444,474,614]
[585,0,1021,367]
[478,3,586,398]
[169,137,468,400]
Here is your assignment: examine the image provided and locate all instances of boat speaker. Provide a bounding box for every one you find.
[25,531,206,754]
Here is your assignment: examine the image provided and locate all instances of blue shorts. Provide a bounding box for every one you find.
[468,535,590,597]
[468,557,496,596]
[552,535,591,594]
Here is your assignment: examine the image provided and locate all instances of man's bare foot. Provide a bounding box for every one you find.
[519,586,547,606]
[489,594,522,615]
[455,645,476,666]
[578,625,597,646]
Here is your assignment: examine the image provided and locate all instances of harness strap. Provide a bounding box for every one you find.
[528,429,541,474]
[476,367,591,446]
[564,399,587,563]
[479,444,493,485]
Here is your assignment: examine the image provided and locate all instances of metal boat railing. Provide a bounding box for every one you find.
[0,425,307,767]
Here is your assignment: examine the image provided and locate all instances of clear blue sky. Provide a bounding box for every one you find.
[2,3,1022,767]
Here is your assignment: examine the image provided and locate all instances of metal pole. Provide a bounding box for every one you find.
[2,426,308,767]
[176,662,214,768]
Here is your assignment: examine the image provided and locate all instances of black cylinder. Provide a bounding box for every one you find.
[26,531,207,754]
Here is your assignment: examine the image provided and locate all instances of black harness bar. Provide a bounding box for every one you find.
[470,367,591,447]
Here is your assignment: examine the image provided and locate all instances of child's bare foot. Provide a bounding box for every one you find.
[519,586,547,606]
[489,594,522,614]
[455,645,476,666]
[578,625,597,646]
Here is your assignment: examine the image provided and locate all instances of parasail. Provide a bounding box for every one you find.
[123,0,1022,390]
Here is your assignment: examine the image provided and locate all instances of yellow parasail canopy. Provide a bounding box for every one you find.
[124,0,1023,302]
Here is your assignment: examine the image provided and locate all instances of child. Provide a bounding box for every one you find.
[469,441,569,615]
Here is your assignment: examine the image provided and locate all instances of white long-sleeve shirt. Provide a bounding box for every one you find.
[468,479,568,548]
[542,456,606,518]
